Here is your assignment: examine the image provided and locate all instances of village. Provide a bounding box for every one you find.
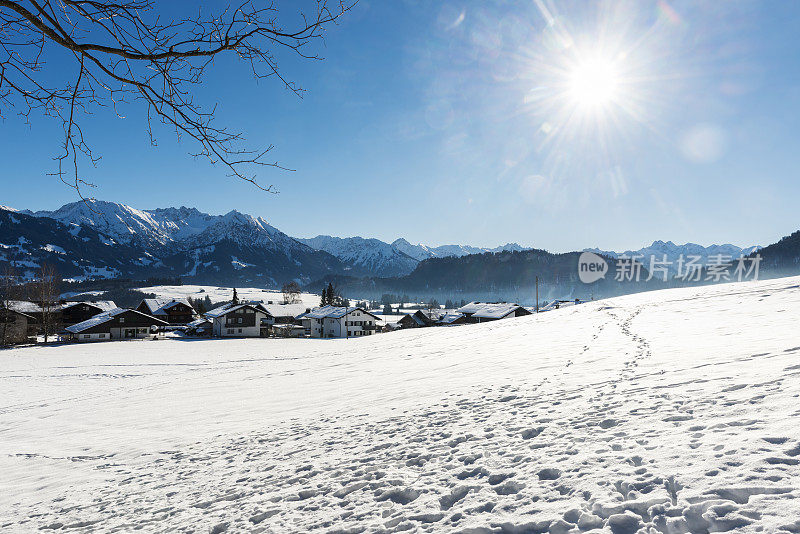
[0,284,585,346]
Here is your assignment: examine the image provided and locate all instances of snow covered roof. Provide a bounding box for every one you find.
[61,300,117,312]
[438,312,466,324]
[141,297,194,315]
[6,300,42,314]
[187,317,212,328]
[205,303,271,319]
[455,301,525,319]
[302,305,380,320]
[65,308,169,333]
[401,310,438,326]
[472,303,526,320]
[257,302,309,318]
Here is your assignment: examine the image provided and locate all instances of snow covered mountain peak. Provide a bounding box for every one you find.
[193,210,289,249]
[35,200,174,247]
[298,235,419,277]
[390,239,528,261]
[31,201,290,251]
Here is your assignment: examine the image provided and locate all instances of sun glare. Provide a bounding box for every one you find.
[567,57,620,109]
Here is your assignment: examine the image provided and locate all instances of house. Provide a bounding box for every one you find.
[64,308,169,342]
[453,302,531,323]
[205,303,274,337]
[397,309,439,329]
[299,306,381,338]
[60,300,117,326]
[137,298,197,324]
[0,308,36,345]
[6,300,44,324]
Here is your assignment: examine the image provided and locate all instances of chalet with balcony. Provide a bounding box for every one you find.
[205,303,274,337]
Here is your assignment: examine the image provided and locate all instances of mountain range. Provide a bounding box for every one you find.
[0,201,538,285]
[0,200,790,298]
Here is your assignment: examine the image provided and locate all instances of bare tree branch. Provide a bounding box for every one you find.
[0,0,354,198]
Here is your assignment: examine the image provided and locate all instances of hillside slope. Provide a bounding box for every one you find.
[2,277,800,531]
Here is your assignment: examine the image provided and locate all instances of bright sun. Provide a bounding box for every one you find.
[567,57,620,109]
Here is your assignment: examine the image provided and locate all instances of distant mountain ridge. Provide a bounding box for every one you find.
[4,200,532,284]
[297,235,419,278]
[6,200,347,285]
[390,238,526,261]
[1,200,786,296]
[298,236,527,277]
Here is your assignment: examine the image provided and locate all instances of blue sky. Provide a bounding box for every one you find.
[2,0,800,252]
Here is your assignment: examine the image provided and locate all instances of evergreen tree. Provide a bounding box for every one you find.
[232,288,239,305]
[383,303,392,315]
[320,283,335,306]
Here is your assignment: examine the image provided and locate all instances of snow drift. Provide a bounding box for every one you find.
[1,276,800,532]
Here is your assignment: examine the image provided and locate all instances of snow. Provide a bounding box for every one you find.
[33,201,290,252]
[60,300,117,312]
[456,301,526,319]
[41,243,66,255]
[140,297,192,315]
[59,290,105,299]
[79,265,120,280]
[6,300,42,314]
[230,256,255,270]
[3,276,800,532]
[63,309,119,333]
[205,303,261,318]
[138,284,321,309]
[299,235,420,277]
[302,305,381,320]
[392,238,527,261]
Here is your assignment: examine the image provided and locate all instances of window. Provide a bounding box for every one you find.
[83,334,90,339]
[227,328,234,334]
[99,333,106,338]
[238,328,242,334]
[238,317,243,324]
[119,317,125,323]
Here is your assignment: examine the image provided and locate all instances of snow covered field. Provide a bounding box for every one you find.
[2,277,800,532]
[136,284,322,308]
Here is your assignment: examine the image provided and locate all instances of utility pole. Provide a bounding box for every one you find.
[535,276,539,313]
